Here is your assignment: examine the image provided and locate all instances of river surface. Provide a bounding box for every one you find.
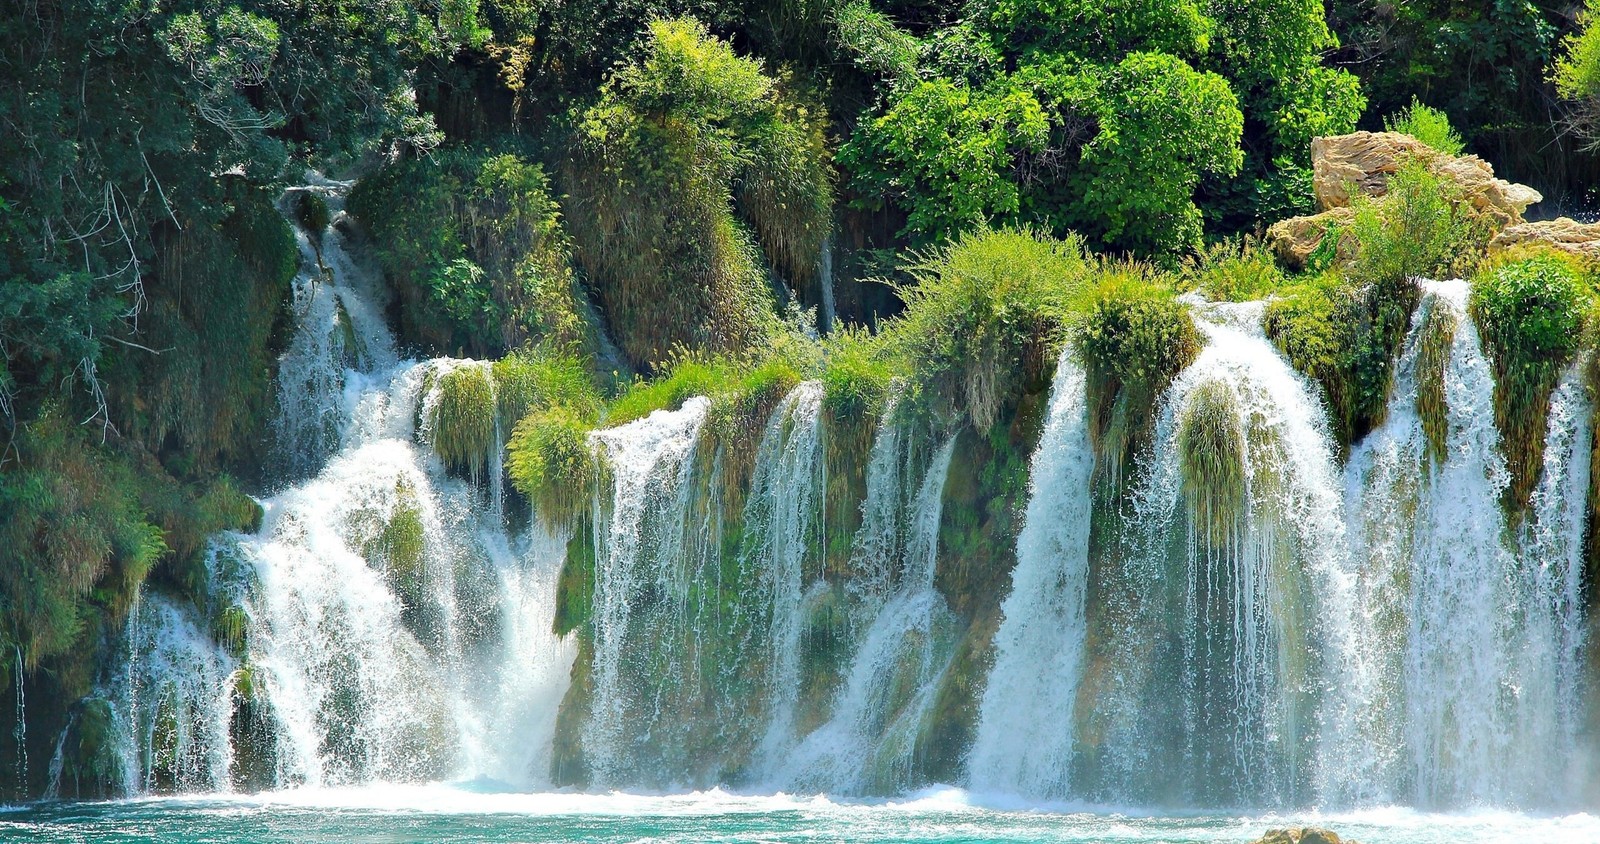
[3,786,1598,843]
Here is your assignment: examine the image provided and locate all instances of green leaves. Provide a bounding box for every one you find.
[841,78,1048,242]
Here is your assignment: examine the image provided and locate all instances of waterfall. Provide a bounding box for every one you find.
[819,235,836,335]
[1079,301,1350,806]
[12,645,25,798]
[776,432,959,793]
[745,383,827,772]
[97,180,574,795]
[581,397,713,786]
[102,595,238,793]
[1328,279,1590,808]
[967,352,1093,799]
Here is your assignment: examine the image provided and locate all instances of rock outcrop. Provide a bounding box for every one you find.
[1266,206,1354,269]
[1311,131,1542,222]
[1489,217,1600,262]
[1249,828,1358,844]
[1270,131,1547,270]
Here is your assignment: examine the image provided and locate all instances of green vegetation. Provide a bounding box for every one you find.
[564,19,830,369]
[1414,303,1458,468]
[1179,238,1287,302]
[1471,249,1595,513]
[508,409,600,531]
[429,364,498,479]
[349,148,592,358]
[1178,380,1247,547]
[1078,270,1202,485]
[1556,1,1600,148]
[1265,160,1496,450]
[1385,98,1466,156]
[885,228,1092,431]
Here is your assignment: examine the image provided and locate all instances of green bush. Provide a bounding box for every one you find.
[1179,237,1287,302]
[1554,0,1600,146]
[0,409,168,665]
[839,77,1048,242]
[1384,97,1466,156]
[507,408,599,530]
[886,227,1093,431]
[976,0,1212,62]
[565,19,830,369]
[1076,269,1202,481]
[492,348,603,433]
[349,148,591,358]
[1265,160,1498,449]
[429,363,498,477]
[1471,248,1594,513]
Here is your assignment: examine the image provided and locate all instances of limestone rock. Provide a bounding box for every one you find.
[1249,827,1358,844]
[1489,217,1600,262]
[1311,131,1542,223]
[1265,206,1355,270]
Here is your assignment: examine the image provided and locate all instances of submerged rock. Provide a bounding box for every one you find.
[1249,828,1358,844]
[1311,131,1541,223]
[1490,217,1600,261]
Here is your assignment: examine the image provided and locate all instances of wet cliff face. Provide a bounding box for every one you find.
[11,166,1600,815]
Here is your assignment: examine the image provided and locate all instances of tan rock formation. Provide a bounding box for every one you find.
[1265,207,1355,270]
[1249,827,1358,844]
[1489,217,1600,262]
[1310,131,1542,224]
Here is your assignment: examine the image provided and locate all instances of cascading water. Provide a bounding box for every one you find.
[1071,300,1351,807]
[967,353,1093,799]
[1327,280,1591,809]
[91,181,574,795]
[776,432,960,793]
[69,178,1599,816]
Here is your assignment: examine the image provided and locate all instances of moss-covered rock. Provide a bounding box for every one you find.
[429,363,497,479]
[508,408,599,532]
[1471,248,1594,514]
[1178,380,1246,547]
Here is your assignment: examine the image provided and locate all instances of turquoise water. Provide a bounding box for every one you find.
[3,787,1598,844]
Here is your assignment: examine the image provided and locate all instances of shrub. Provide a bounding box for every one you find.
[1553,0,1600,147]
[1471,248,1594,513]
[429,363,497,478]
[492,348,603,432]
[976,0,1212,62]
[565,19,830,368]
[820,327,898,425]
[349,148,590,358]
[1076,268,1202,483]
[507,408,599,531]
[839,77,1048,242]
[1384,97,1466,156]
[1179,237,1287,302]
[293,190,330,237]
[1346,158,1492,287]
[886,227,1093,431]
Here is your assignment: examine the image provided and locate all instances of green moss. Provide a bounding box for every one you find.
[1077,270,1202,489]
[1178,380,1246,547]
[1471,248,1594,514]
[430,363,498,478]
[374,479,428,603]
[56,698,123,798]
[213,604,249,658]
[554,517,597,637]
[1414,301,1457,467]
[507,408,598,531]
